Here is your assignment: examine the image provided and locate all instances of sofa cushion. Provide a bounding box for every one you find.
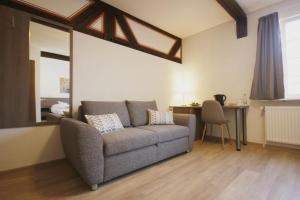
[137,125,189,143]
[148,109,175,125]
[85,113,124,134]
[126,100,158,126]
[102,128,158,156]
[81,101,131,127]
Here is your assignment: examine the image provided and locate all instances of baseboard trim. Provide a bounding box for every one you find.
[195,136,263,146]
[0,158,66,175]
[265,141,300,150]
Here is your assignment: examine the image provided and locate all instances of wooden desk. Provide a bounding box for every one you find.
[170,105,249,151]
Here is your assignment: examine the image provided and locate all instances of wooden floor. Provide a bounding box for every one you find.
[1,141,300,200]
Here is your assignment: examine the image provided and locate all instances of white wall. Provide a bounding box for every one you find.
[40,58,70,98]
[183,0,300,143]
[73,31,183,114]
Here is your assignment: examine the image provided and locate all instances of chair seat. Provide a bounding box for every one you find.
[205,119,230,125]
[103,128,158,156]
[137,125,189,143]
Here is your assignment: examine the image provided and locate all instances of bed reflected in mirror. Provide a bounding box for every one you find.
[30,21,71,123]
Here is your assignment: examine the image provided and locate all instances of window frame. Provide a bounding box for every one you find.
[281,15,300,100]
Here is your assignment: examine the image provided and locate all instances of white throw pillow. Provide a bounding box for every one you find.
[85,113,124,134]
[148,109,175,125]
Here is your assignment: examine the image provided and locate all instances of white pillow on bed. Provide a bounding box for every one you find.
[51,102,69,115]
[85,113,124,134]
[58,101,69,107]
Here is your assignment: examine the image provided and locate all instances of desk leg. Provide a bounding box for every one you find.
[235,109,241,151]
[242,108,247,145]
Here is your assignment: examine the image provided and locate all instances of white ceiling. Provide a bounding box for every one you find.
[236,0,286,13]
[103,0,231,38]
[103,0,287,38]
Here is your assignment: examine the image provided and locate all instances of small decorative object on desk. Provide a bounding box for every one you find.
[242,93,248,105]
[227,102,238,106]
[190,102,200,106]
[214,94,226,106]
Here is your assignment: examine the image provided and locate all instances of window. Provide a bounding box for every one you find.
[282,16,300,99]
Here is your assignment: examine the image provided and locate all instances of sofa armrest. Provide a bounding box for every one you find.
[60,118,104,188]
[173,113,196,151]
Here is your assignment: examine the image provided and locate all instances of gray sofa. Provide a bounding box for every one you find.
[60,100,196,190]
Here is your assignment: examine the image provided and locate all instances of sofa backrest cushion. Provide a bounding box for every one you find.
[81,101,131,127]
[126,100,158,126]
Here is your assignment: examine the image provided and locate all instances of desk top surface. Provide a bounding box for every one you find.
[170,105,249,109]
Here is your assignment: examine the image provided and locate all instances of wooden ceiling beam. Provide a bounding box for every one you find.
[216,0,247,38]
[169,40,181,57]
[115,13,139,48]
[0,0,182,63]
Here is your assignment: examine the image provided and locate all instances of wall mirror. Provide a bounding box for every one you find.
[30,20,72,124]
[0,5,72,129]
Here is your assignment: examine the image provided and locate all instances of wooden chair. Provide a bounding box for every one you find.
[201,100,232,149]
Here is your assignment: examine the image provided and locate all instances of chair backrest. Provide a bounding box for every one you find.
[201,100,226,124]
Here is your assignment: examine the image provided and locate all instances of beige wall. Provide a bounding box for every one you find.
[182,0,300,143]
[0,31,183,171]
[0,126,64,171]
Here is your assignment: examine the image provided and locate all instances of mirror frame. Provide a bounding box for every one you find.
[30,15,73,126]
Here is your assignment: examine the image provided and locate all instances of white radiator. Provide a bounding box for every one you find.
[265,106,300,145]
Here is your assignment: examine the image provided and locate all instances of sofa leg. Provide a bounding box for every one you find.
[186,149,191,153]
[91,184,98,191]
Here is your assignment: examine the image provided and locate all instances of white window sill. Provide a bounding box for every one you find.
[251,99,300,102]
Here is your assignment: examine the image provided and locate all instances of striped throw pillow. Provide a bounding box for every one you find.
[148,109,174,125]
[85,113,124,134]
